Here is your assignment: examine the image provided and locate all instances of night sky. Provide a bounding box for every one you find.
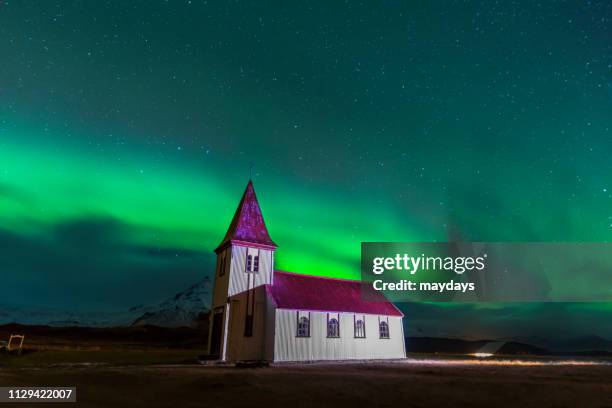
[1,1,611,339]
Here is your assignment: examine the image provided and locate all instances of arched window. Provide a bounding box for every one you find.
[297,316,310,337]
[379,321,389,339]
[354,319,366,338]
[327,318,340,338]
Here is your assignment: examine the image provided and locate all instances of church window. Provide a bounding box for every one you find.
[379,320,390,339]
[246,253,260,273]
[297,314,310,337]
[253,255,259,272]
[246,254,252,272]
[219,252,226,277]
[354,318,366,338]
[327,315,340,338]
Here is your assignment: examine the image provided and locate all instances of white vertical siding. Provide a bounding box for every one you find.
[225,286,275,361]
[274,309,405,362]
[228,246,274,297]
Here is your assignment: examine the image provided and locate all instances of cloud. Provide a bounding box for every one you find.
[0,216,215,311]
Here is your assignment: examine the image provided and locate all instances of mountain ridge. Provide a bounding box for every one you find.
[0,278,211,328]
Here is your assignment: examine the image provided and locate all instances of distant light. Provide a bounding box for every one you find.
[402,358,608,367]
[472,353,493,358]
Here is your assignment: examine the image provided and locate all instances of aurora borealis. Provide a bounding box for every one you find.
[1,1,612,339]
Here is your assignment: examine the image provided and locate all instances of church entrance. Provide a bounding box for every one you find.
[209,310,224,358]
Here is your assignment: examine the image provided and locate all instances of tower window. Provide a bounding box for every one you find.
[219,252,226,277]
[253,255,259,272]
[246,253,260,273]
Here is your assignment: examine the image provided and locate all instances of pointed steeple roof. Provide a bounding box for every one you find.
[215,180,277,252]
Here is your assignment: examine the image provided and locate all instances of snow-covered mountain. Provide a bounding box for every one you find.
[0,278,211,328]
[131,278,211,327]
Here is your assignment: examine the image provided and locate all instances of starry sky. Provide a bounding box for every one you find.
[1,1,611,339]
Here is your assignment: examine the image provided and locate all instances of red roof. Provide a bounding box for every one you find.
[216,180,277,252]
[266,271,403,317]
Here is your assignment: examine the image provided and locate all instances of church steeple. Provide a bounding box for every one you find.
[215,180,277,252]
[209,180,277,358]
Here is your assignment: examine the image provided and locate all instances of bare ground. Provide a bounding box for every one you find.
[1,358,611,408]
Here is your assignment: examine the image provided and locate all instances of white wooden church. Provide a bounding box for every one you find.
[208,181,406,362]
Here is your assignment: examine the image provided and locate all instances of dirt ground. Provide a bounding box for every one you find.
[1,358,611,408]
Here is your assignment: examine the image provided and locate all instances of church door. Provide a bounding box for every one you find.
[210,311,224,358]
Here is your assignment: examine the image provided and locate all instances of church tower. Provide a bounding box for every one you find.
[208,180,277,359]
